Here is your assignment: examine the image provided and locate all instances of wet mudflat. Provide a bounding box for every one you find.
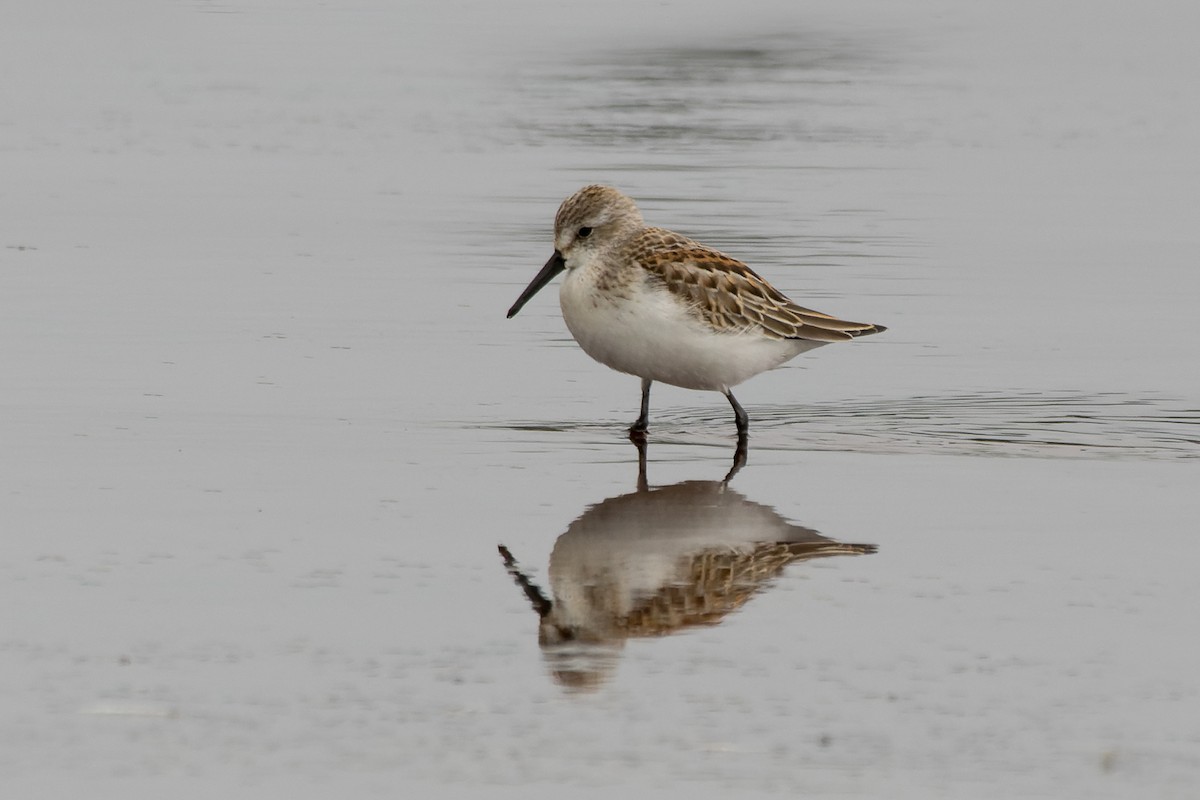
[2,1,1198,797]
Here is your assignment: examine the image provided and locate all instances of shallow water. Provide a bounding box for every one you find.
[3,0,1199,797]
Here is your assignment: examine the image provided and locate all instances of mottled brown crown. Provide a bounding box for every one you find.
[554,185,643,237]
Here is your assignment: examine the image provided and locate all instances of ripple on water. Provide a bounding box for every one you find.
[483,391,1200,462]
[505,32,909,150]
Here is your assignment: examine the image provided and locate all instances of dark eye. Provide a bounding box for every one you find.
[577,226,593,239]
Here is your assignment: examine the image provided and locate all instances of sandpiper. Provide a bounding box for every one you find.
[507,185,885,437]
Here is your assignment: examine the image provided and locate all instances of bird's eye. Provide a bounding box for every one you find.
[577,226,593,239]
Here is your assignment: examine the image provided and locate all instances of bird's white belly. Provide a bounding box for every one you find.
[559,267,823,391]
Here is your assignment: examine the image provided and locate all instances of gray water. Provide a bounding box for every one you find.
[3,1,1198,797]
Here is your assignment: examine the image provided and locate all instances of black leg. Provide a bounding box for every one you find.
[723,431,748,484]
[630,378,652,436]
[632,434,649,493]
[724,390,749,436]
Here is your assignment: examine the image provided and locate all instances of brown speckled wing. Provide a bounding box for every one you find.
[631,228,885,342]
[619,540,877,637]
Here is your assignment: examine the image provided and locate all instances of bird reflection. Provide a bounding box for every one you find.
[498,439,877,691]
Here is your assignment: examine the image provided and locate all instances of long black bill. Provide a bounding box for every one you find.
[498,545,553,618]
[506,250,566,318]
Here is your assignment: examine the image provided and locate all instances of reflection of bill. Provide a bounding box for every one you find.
[498,445,877,691]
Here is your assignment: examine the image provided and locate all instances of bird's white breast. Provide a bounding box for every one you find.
[558,258,822,392]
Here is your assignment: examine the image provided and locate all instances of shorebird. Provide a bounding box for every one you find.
[507,185,885,437]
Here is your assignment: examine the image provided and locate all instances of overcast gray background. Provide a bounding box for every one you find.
[3,1,1198,797]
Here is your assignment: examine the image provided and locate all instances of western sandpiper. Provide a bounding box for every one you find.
[496,444,875,688]
[507,185,886,437]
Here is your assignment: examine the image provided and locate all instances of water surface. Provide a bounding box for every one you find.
[2,1,1198,797]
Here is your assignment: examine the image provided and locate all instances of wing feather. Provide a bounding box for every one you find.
[630,229,886,342]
